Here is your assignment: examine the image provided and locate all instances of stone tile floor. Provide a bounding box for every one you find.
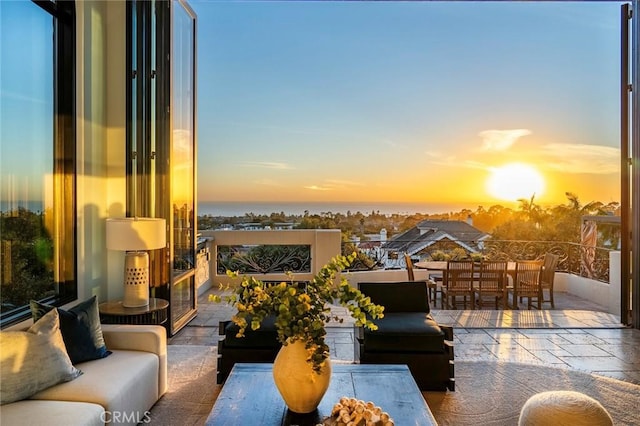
[169,289,640,385]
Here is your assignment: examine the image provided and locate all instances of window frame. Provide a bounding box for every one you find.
[0,0,76,327]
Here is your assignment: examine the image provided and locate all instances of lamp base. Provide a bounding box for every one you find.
[123,252,150,308]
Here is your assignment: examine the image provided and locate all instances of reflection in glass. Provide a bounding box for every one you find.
[172,2,195,274]
[1,2,55,313]
[171,275,194,324]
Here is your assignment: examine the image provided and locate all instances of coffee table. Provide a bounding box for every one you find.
[205,363,437,426]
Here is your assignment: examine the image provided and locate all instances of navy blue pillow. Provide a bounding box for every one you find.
[30,296,111,364]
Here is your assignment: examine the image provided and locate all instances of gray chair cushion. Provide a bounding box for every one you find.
[363,312,444,353]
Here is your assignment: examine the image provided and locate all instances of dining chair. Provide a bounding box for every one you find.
[512,260,544,310]
[476,261,508,309]
[405,253,440,306]
[404,253,415,281]
[441,260,476,309]
[540,253,560,308]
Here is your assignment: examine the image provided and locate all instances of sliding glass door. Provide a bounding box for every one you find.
[127,0,197,335]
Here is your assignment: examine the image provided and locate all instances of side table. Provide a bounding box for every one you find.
[99,297,169,325]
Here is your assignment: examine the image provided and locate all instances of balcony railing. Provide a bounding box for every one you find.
[199,229,342,286]
[216,244,311,275]
[348,239,613,284]
[483,240,612,283]
[198,230,619,315]
[201,229,613,285]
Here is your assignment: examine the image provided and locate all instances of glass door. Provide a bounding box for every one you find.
[168,0,197,335]
[127,0,197,335]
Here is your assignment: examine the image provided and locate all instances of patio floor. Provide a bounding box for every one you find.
[169,289,640,385]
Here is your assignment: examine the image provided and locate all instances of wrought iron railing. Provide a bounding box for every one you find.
[210,229,613,283]
[482,240,611,283]
[343,239,614,283]
[216,244,311,274]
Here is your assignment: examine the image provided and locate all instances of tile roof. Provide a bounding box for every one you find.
[384,220,490,255]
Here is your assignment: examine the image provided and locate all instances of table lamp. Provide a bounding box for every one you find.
[106,217,167,307]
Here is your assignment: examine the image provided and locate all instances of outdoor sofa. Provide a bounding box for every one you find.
[1,319,167,426]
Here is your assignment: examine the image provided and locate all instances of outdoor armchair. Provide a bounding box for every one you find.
[355,281,455,391]
[216,315,281,384]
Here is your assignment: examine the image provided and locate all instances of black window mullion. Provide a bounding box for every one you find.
[55,0,76,299]
[128,0,157,218]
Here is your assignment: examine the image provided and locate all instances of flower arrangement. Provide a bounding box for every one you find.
[210,252,384,373]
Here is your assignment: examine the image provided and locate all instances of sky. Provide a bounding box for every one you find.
[191,0,622,211]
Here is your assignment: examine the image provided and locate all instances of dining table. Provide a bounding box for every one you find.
[414,260,523,309]
[414,260,518,279]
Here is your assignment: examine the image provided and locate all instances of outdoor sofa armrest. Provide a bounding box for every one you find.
[101,324,167,397]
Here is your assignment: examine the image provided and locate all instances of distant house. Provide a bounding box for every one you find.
[273,222,296,230]
[383,219,490,260]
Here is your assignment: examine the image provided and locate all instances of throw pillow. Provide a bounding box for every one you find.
[0,309,82,405]
[31,296,111,364]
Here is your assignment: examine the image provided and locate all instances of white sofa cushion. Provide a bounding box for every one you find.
[0,400,104,426]
[101,324,167,397]
[30,350,159,426]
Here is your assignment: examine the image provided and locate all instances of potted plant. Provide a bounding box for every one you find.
[210,252,384,413]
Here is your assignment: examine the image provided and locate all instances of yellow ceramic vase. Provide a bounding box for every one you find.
[272,340,331,414]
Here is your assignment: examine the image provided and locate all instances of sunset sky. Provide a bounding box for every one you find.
[192,1,621,210]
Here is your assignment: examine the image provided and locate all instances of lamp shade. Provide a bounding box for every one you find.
[106,218,166,251]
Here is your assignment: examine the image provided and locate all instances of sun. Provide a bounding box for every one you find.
[486,163,545,201]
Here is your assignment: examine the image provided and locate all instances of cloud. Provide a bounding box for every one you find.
[540,144,620,174]
[240,161,292,170]
[462,160,491,170]
[325,179,364,187]
[478,129,532,151]
[303,179,364,192]
[304,185,332,191]
[427,155,489,171]
[253,179,283,187]
[424,150,444,159]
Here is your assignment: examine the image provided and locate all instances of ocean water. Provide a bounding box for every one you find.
[0,200,475,217]
[197,201,477,217]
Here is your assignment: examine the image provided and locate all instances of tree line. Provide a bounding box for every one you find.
[199,193,620,249]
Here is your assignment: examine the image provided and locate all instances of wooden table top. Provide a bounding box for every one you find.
[206,363,438,426]
[414,261,448,270]
[415,260,517,271]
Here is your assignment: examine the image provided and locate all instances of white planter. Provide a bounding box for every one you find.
[272,339,331,414]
